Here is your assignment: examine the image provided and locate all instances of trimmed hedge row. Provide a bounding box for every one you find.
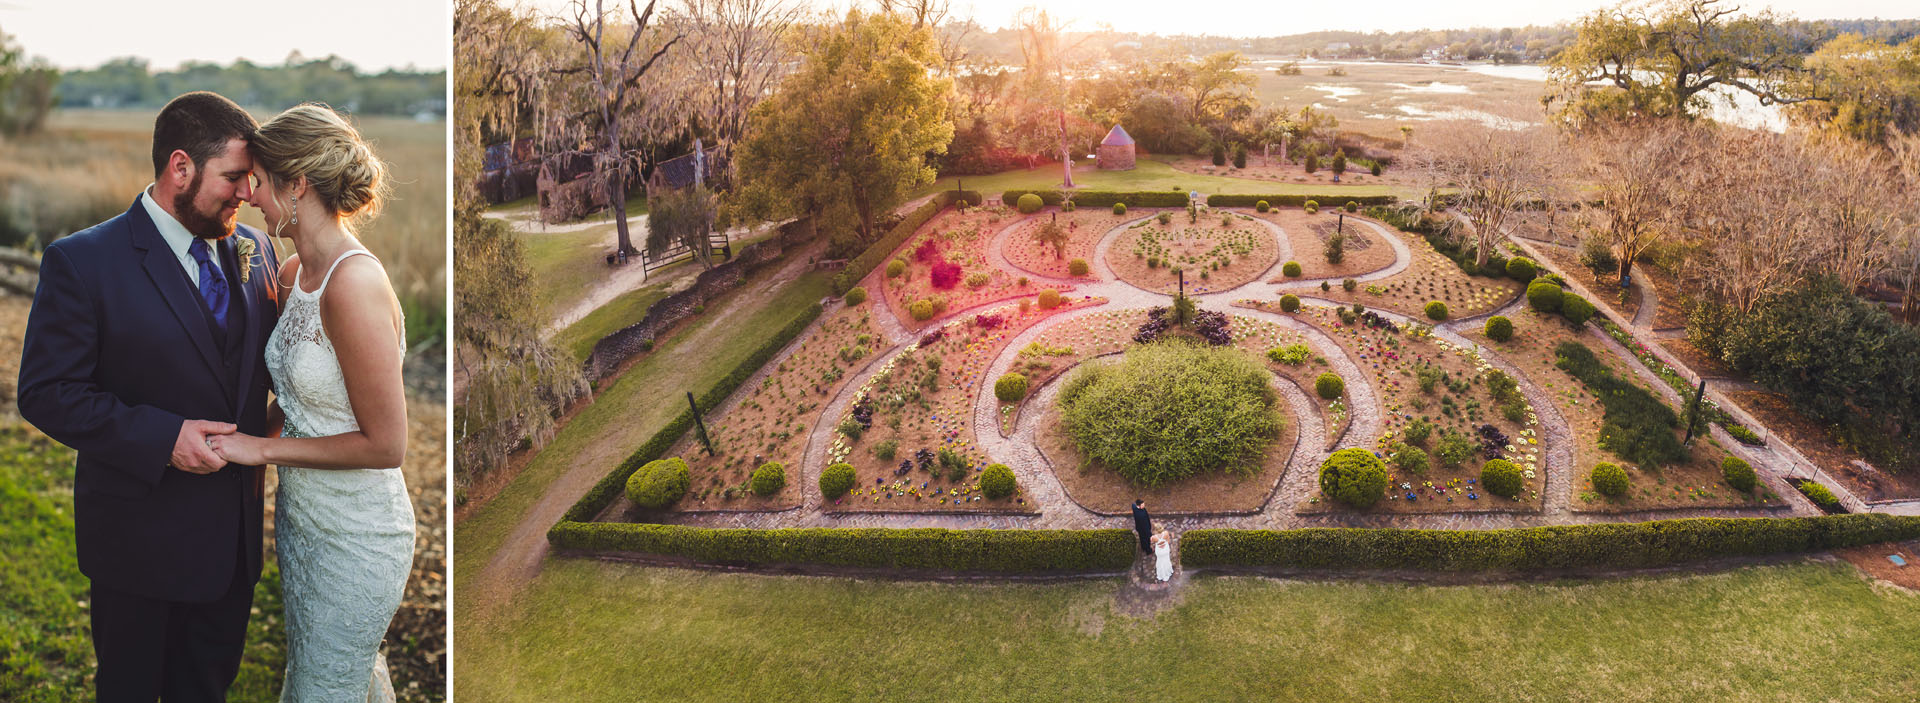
[548,523,1138,573]
[831,190,978,294]
[1181,514,1920,572]
[559,301,826,525]
[1001,189,1191,208]
[1206,193,1398,208]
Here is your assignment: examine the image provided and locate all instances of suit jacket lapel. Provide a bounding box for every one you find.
[131,205,231,399]
[226,233,264,415]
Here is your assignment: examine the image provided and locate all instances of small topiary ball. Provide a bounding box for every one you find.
[1344,201,1358,213]
[1342,278,1357,292]
[1112,202,1127,215]
[886,259,906,278]
[1280,294,1301,312]
[1319,447,1388,508]
[626,457,690,509]
[1591,462,1628,497]
[1068,258,1089,276]
[1722,456,1756,493]
[1424,301,1449,320]
[844,286,868,307]
[1283,261,1303,277]
[1037,288,1061,310]
[1560,293,1596,326]
[1017,193,1043,214]
[1303,199,1319,214]
[1315,372,1345,399]
[751,461,786,496]
[1392,443,1429,474]
[820,462,856,499]
[994,373,1029,402]
[1481,459,1523,499]
[1256,200,1270,212]
[980,463,1017,499]
[909,299,935,321]
[1505,256,1538,281]
[1484,315,1514,342]
[1526,280,1563,312]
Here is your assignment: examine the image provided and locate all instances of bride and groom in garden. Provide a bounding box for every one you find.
[19,91,415,702]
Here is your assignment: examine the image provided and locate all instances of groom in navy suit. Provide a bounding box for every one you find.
[19,91,282,703]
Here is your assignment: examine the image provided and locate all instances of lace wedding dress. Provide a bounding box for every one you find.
[267,249,413,703]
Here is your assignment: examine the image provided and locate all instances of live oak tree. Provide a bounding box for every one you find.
[555,0,684,256]
[733,10,953,254]
[1547,0,1816,126]
[1786,34,1920,144]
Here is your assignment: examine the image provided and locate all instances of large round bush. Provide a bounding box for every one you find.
[1256,200,1270,212]
[1017,193,1043,214]
[994,373,1029,402]
[886,259,906,278]
[751,461,786,496]
[1112,202,1127,215]
[1315,372,1344,399]
[1485,315,1514,342]
[909,299,934,321]
[1505,256,1537,281]
[1481,459,1523,499]
[1282,261,1303,277]
[626,457,690,509]
[820,462,856,499]
[1590,462,1628,497]
[1068,258,1090,276]
[1279,294,1301,313]
[980,463,1017,499]
[1722,456,1756,493]
[1560,293,1596,326]
[1037,288,1061,310]
[1319,448,1388,509]
[1424,301,1449,320]
[1059,343,1283,487]
[1526,280,1563,312]
[844,286,868,307]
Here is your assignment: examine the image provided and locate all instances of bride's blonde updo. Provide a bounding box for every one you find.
[250,103,389,221]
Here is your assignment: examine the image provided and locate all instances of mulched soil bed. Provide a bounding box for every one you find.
[1278,225,1522,320]
[879,205,1064,330]
[1726,390,1920,502]
[1105,212,1279,294]
[1657,337,1738,379]
[1246,208,1397,281]
[1001,208,1140,279]
[1836,541,1920,591]
[823,296,1103,512]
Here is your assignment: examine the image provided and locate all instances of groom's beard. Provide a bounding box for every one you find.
[173,169,238,240]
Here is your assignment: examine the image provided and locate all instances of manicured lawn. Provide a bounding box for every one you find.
[553,283,674,362]
[520,227,612,317]
[456,558,1918,702]
[921,154,1414,199]
[453,269,835,592]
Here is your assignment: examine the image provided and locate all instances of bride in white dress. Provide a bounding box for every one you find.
[208,104,412,703]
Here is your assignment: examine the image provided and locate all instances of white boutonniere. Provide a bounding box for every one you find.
[235,237,257,285]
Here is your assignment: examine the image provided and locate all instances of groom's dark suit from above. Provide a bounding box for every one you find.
[19,195,280,702]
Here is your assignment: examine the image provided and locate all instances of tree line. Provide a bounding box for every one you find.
[57,55,445,116]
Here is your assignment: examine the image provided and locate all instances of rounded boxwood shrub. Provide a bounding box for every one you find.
[1526,280,1563,312]
[1068,258,1089,276]
[980,463,1017,499]
[1484,315,1514,342]
[1017,193,1043,214]
[626,457,690,509]
[1560,293,1596,326]
[1279,294,1301,313]
[1282,261,1303,277]
[1591,462,1628,497]
[820,462,856,499]
[1256,200,1270,212]
[1344,200,1358,213]
[994,372,1029,402]
[1505,256,1537,281]
[909,299,935,321]
[1112,202,1127,215]
[1315,372,1345,399]
[1319,448,1388,508]
[1481,459,1524,499]
[1342,278,1357,292]
[751,462,786,496]
[844,286,868,307]
[1424,301,1448,320]
[1392,443,1429,474]
[886,259,906,278]
[1303,199,1319,214]
[1539,272,1569,288]
[1722,456,1756,493]
[1059,343,1283,487]
[1037,288,1061,310]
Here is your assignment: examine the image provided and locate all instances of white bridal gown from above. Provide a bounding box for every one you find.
[1153,535,1172,582]
[265,249,414,703]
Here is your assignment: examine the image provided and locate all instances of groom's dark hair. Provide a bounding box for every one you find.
[151,92,258,178]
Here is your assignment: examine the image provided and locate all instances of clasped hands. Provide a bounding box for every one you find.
[170,420,268,473]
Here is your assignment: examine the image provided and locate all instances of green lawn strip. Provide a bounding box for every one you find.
[455,558,1920,702]
[0,425,287,702]
[553,284,672,362]
[919,155,1413,199]
[453,270,834,591]
[519,228,610,317]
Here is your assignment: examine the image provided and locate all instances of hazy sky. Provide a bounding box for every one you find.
[520,0,1916,37]
[0,0,449,71]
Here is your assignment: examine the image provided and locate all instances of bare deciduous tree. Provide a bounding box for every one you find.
[557,0,684,256]
[1412,117,1557,267]
[1671,129,1819,314]
[679,0,803,175]
[1577,118,1702,283]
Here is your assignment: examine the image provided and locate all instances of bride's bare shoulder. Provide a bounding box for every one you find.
[279,252,302,290]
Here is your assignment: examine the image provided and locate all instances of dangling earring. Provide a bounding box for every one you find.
[289,196,299,227]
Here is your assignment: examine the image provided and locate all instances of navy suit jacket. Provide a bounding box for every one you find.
[19,198,281,603]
